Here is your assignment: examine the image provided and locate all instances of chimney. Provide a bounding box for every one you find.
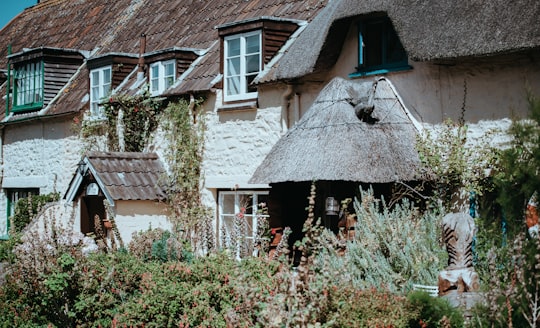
[137,33,146,82]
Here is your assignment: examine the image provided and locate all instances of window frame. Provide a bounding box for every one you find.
[12,60,44,112]
[89,66,112,119]
[218,189,269,257]
[350,17,410,78]
[2,188,39,239]
[223,30,262,102]
[149,59,176,96]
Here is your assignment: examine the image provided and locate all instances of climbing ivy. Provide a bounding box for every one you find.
[77,91,212,252]
[161,97,214,252]
[102,92,165,152]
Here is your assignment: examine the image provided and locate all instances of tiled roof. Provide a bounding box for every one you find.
[86,151,167,201]
[0,0,329,123]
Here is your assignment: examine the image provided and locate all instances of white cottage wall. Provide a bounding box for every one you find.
[328,23,540,125]
[0,118,83,237]
[202,89,282,190]
[114,200,170,245]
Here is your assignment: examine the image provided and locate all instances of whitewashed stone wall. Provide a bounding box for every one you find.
[113,200,170,245]
[0,118,83,237]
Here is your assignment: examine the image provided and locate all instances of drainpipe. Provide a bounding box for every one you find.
[281,84,293,132]
[188,93,196,123]
[293,92,301,124]
[5,45,11,118]
[137,33,146,82]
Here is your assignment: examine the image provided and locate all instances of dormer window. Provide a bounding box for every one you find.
[13,60,43,112]
[90,66,111,118]
[224,30,261,102]
[149,60,176,95]
[350,17,409,77]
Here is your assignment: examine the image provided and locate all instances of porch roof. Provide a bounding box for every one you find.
[249,77,427,184]
[64,151,167,204]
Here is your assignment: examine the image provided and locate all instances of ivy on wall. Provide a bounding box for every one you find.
[78,92,212,252]
[103,93,164,152]
[161,97,214,252]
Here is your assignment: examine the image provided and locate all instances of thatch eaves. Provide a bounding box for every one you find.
[249,77,425,184]
[270,0,540,81]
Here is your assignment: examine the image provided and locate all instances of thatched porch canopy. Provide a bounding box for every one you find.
[250,77,425,184]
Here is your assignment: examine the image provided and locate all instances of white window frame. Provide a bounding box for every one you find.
[223,30,262,102]
[218,190,269,258]
[149,60,176,96]
[89,66,112,119]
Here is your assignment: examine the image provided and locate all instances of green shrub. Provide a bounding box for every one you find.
[324,188,446,292]
[129,228,193,263]
[407,291,464,328]
[12,192,60,233]
[0,232,21,263]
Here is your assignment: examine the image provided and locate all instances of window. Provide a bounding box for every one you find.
[218,190,269,258]
[224,30,261,102]
[90,66,111,118]
[2,189,39,238]
[149,60,176,95]
[13,61,43,111]
[352,17,409,77]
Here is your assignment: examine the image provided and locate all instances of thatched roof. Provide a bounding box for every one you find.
[249,77,425,184]
[269,0,540,81]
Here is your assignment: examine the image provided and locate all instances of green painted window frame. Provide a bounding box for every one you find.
[12,60,44,112]
[1,188,39,239]
[349,17,410,78]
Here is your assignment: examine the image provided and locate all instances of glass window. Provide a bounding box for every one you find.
[149,60,176,96]
[355,17,408,75]
[2,188,40,238]
[224,30,261,101]
[13,61,44,111]
[218,190,269,258]
[89,66,112,119]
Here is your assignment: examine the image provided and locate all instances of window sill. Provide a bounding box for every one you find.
[11,103,43,113]
[348,65,412,79]
[217,100,257,112]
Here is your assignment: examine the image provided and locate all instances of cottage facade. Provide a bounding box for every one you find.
[1,0,539,249]
[0,0,328,243]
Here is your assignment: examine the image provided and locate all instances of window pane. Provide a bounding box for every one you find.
[363,22,383,67]
[227,38,241,57]
[227,57,240,76]
[92,71,100,87]
[227,76,240,95]
[91,86,99,101]
[165,77,174,89]
[151,65,159,79]
[246,74,257,93]
[385,24,407,64]
[245,54,260,74]
[103,68,111,84]
[151,78,159,92]
[221,194,235,214]
[246,34,260,54]
[165,62,174,76]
